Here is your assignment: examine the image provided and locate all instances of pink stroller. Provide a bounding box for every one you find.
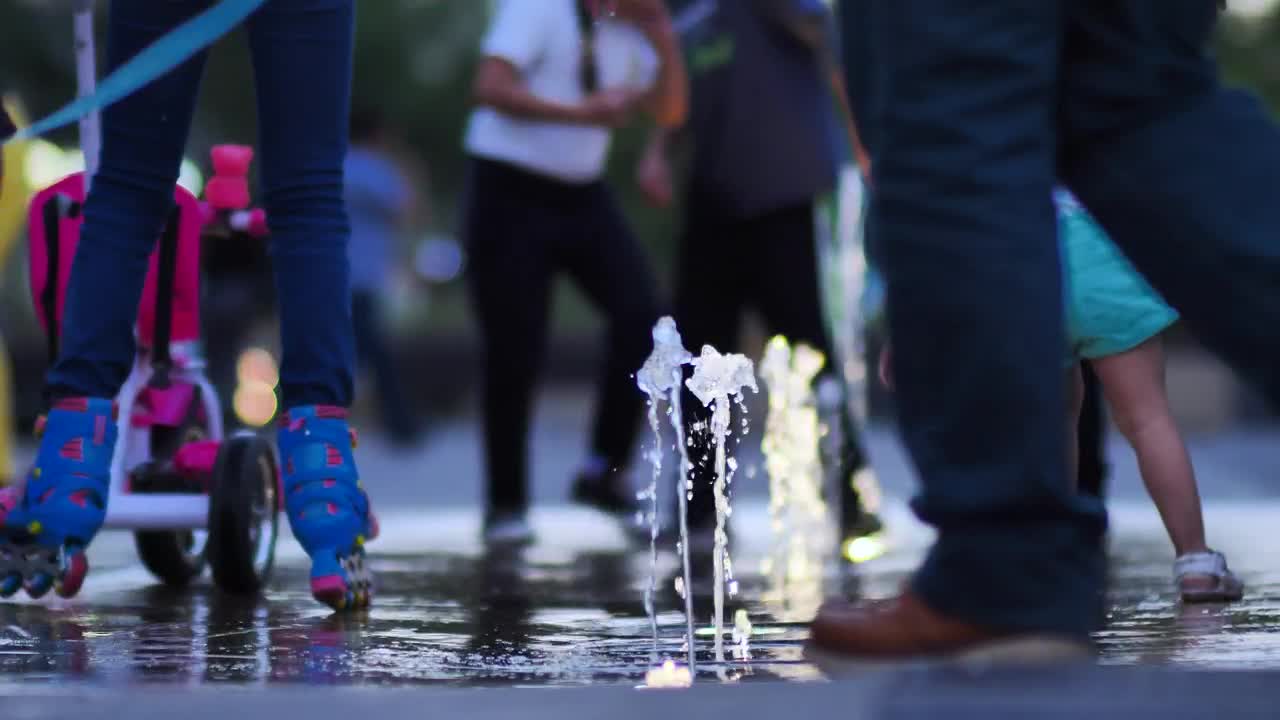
[23,145,280,594]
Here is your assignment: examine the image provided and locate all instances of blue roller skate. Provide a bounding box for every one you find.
[0,398,116,599]
[279,405,376,610]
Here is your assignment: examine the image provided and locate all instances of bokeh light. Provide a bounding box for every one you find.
[233,347,280,427]
[236,347,279,387]
[177,157,205,197]
[23,140,84,189]
[233,381,278,428]
[413,235,465,283]
[842,535,886,565]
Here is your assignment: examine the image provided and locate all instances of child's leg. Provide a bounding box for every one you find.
[247,0,372,610]
[1088,337,1206,557]
[1090,337,1241,601]
[3,0,210,599]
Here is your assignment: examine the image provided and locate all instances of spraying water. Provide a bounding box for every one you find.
[759,337,830,621]
[636,317,695,675]
[686,345,757,663]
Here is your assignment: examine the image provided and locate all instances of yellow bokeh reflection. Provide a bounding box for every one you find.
[842,534,887,565]
[233,380,278,428]
[641,660,692,689]
[23,140,84,190]
[236,347,279,387]
[759,336,829,622]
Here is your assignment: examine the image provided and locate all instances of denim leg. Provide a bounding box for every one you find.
[246,0,356,408]
[872,0,1108,637]
[47,0,210,399]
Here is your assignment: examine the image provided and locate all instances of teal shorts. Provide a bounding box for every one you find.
[1057,190,1178,364]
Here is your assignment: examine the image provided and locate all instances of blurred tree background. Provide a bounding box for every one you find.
[0,0,1278,345]
[0,0,682,346]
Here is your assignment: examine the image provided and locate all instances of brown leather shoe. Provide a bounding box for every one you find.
[808,592,1091,664]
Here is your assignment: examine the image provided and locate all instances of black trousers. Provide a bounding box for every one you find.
[351,290,415,443]
[1077,363,1107,498]
[675,188,869,528]
[463,157,662,514]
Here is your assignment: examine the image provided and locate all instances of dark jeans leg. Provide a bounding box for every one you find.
[1061,1,1280,408]
[202,277,256,424]
[873,0,1108,637]
[561,185,662,476]
[351,291,414,442]
[47,0,210,399]
[1076,363,1107,498]
[673,195,744,529]
[839,0,881,159]
[747,204,872,527]
[247,0,356,409]
[463,161,555,516]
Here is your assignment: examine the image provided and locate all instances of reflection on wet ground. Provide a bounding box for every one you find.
[0,547,815,685]
[1,498,1279,686]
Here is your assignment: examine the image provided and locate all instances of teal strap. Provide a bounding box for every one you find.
[2,0,267,145]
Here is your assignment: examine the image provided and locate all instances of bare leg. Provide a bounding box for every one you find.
[1089,337,1209,562]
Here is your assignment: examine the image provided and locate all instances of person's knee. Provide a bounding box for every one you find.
[81,171,180,246]
[1108,393,1170,444]
[262,172,347,250]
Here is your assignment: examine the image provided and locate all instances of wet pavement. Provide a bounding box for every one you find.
[1,391,1279,692]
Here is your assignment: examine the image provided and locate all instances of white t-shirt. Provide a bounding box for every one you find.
[464,0,660,183]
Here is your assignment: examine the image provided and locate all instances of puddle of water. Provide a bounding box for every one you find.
[0,500,1276,686]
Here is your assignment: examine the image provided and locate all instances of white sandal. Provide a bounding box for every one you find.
[1174,550,1244,603]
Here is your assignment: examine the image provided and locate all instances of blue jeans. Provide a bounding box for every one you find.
[855,0,1280,637]
[48,0,356,409]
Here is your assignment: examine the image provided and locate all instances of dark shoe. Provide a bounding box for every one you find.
[571,470,638,518]
[808,592,1090,664]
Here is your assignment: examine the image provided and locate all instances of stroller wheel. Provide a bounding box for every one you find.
[207,432,279,594]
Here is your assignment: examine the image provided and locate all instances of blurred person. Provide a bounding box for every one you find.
[462,0,688,546]
[878,187,1243,604]
[0,0,375,609]
[635,0,881,546]
[811,0,1277,660]
[345,107,418,447]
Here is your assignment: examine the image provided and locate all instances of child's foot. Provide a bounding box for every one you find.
[0,398,116,599]
[279,406,375,611]
[1175,550,1243,603]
